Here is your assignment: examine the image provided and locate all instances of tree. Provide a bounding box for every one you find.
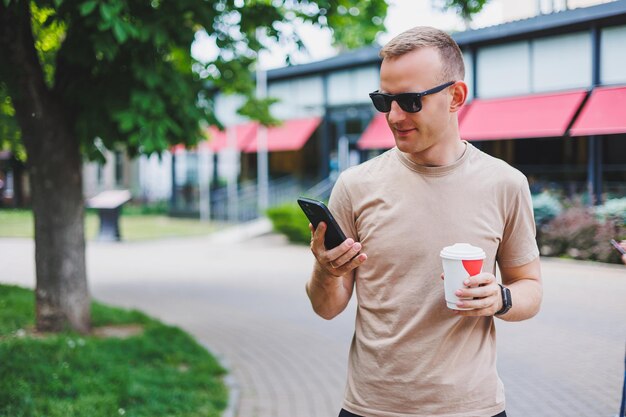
[0,0,387,333]
[434,0,491,29]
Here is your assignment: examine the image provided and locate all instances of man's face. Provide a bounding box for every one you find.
[379,47,454,158]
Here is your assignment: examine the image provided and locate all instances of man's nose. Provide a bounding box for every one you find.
[386,100,407,124]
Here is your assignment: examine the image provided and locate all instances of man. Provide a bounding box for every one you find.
[306,26,542,417]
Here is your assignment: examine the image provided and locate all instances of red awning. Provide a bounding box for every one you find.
[460,90,588,141]
[244,117,322,153]
[569,85,626,136]
[205,122,258,152]
[357,114,393,150]
[357,105,472,150]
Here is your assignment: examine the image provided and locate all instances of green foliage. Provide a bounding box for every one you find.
[31,2,66,88]
[266,202,311,244]
[0,0,388,159]
[312,1,387,50]
[434,0,490,26]
[532,191,563,226]
[121,201,169,216]
[0,284,227,417]
[0,83,24,159]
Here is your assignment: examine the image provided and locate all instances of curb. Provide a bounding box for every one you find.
[209,349,241,417]
[206,217,273,244]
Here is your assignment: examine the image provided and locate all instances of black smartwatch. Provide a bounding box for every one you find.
[495,284,512,316]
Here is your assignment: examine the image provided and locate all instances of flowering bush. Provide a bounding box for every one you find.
[595,197,626,226]
[538,204,625,264]
[532,191,563,226]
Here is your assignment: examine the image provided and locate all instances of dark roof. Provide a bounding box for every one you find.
[267,0,626,81]
[267,45,381,81]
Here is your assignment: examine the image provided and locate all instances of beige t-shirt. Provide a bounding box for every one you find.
[328,142,539,417]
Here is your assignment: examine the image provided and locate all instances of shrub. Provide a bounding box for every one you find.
[532,191,563,226]
[538,205,625,263]
[122,200,169,216]
[595,197,626,226]
[266,203,310,244]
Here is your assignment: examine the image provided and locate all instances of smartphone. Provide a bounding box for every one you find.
[610,239,626,255]
[297,197,347,250]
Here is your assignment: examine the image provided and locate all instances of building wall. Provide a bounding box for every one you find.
[532,31,592,91]
[327,66,379,106]
[601,24,626,84]
[268,75,325,119]
[137,153,172,202]
[477,41,532,97]
[83,150,123,198]
[83,150,171,203]
[476,31,593,98]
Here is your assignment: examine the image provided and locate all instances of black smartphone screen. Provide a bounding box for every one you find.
[297,197,347,250]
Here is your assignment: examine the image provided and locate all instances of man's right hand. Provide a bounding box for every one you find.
[309,222,367,277]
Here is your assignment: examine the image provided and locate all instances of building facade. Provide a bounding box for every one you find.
[226,0,626,207]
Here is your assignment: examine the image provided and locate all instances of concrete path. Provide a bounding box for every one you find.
[2,223,625,417]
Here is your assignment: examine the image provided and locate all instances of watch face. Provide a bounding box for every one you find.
[504,287,512,307]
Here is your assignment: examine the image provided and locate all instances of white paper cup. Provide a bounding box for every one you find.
[440,243,486,310]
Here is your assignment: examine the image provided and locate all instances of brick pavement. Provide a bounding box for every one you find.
[1,228,625,417]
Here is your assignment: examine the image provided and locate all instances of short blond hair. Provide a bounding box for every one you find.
[380,26,465,82]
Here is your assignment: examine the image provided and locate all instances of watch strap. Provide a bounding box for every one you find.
[495,283,512,316]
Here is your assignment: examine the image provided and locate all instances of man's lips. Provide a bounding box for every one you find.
[394,127,416,136]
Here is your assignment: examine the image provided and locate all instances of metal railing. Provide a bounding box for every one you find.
[171,175,337,222]
[209,176,307,222]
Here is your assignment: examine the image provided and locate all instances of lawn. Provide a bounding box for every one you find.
[0,209,221,240]
[0,284,228,417]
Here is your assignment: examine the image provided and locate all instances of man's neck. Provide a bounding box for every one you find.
[407,137,467,167]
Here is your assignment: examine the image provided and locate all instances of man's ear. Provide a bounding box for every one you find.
[449,81,468,113]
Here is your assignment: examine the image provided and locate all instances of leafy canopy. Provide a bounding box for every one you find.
[433,0,490,28]
[0,0,387,161]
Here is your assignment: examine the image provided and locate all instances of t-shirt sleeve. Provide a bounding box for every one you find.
[328,173,359,242]
[497,177,540,268]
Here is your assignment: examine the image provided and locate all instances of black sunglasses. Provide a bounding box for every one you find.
[369,81,455,113]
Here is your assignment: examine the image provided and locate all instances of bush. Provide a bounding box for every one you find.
[266,203,310,244]
[532,191,563,226]
[122,201,169,216]
[538,205,625,263]
[595,197,626,226]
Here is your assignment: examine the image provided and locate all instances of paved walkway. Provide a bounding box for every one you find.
[2,223,625,417]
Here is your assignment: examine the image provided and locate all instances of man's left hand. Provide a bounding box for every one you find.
[453,272,502,316]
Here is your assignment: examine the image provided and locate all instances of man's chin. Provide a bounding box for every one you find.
[394,135,417,150]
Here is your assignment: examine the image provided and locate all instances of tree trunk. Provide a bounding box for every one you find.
[28,113,91,334]
[0,0,91,333]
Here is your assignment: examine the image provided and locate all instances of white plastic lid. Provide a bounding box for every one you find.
[440,243,486,260]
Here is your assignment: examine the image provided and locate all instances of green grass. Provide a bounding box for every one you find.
[0,209,221,240]
[0,284,228,417]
